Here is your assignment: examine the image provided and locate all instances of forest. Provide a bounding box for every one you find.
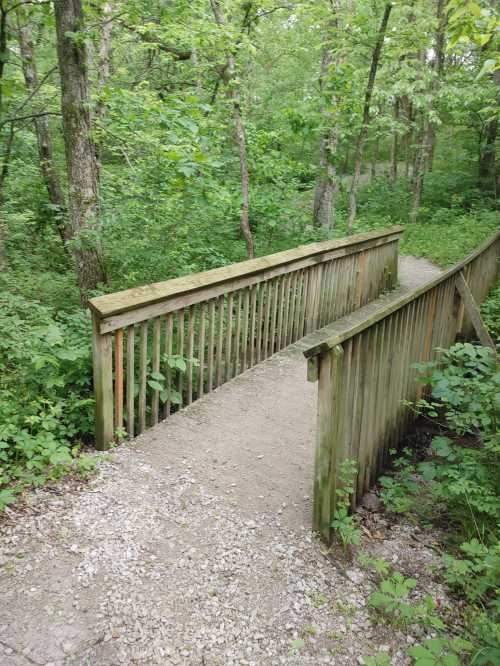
[0,0,498,663]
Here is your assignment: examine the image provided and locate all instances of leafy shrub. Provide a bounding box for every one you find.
[0,293,94,509]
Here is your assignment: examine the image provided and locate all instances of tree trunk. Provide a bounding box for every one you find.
[18,20,70,248]
[370,135,379,180]
[478,68,499,193]
[312,36,340,230]
[210,0,254,258]
[347,3,392,232]
[0,123,14,271]
[390,98,399,183]
[410,0,445,223]
[95,2,113,123]
[54,0,106,301]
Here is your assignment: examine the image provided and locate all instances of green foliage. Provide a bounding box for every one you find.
[407,638,463,666]
[481,282,500,346]
[361,651,391,666]
[413,343,498,435]
[369,570,444,631]
[0,292,94,510]
[330,459,361,549]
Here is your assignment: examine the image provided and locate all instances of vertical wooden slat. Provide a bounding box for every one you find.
[138,320,148,434]
[242,288,250,370]
[216,295,224,386]
[164,313,173,417]
[249,285,258,366]
[207,300,215,392]
[263,281,272,358]
[256,282,265,362]
[270,278,279,354]
[314,345,344,541]
[126,325,135,438]
[114,328,124,436]
[92,313,114,450]
[151,317,161,425]
[234,291,242,375]
[187,305,195,405]
[287,272,297,345]
[276,276,285,351]
[177,309,185,407]
[225,292,234,380]
[282,273,292,347]
[198,303,206,398]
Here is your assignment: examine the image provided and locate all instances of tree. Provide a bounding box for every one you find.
[410,0,446,224]
[17,15,69,248]
[347,2,392,232]
[210,0,254,259]
[54,0,106,301]
[312,0,341,230]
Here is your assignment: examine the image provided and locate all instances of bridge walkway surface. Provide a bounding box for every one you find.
[0,257,441,666]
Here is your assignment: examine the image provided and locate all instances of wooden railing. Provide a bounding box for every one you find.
[90,227,402,449]
[304,231,499,541]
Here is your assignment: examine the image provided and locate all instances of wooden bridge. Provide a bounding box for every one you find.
[90,227,499,540]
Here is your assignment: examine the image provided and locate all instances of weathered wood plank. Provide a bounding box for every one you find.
[126,325,135,438]
[138,321,148,434]
[455,272,496,350]
[151,317,161,425]
[93,314,114,450]
[164,313,173,417]
[114,328,124,436]
[90,228,404,321]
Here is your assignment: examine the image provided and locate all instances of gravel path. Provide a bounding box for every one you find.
[0,257,443,666]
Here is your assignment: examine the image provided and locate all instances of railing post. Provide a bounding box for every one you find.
[92,312,114,450]
[313,344,344,542]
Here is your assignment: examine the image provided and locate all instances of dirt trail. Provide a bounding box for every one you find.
[0,257,442,666]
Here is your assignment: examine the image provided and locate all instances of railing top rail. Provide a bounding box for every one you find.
[303,229,500,359]
[89,226,403,320]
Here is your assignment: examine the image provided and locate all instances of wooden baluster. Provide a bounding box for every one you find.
[288,272,297,345]
[177,309,185,407]
[164,313,173,417]
[198,303,206,398]
[138,321,148,434]
[187,305,195,404]
[92,313,114,450]
[151,317,161,425]
[225,292,234,380]
[234,291,242,375]
[249,285,257,366]
[207,300,215,392]
[216,295,224,386]
[263,281,272,358]
[114,328,124,438]
[270,277,279,354]
[276,276,285,351]
[242,288,250,370]
[126,325,135,437]
[256,282,265,362]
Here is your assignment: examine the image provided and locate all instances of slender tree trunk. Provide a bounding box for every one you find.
[95,2,113,124]
[478,68,499,193]
[410,0,445,223]
[347,3,392,232]
[312,35,340,230]
[0,123,14,271]
[18,21,70,248]
[370,135,379,180]
[210,0,254,258]
[54,0,106,301]
[390,98,399,183]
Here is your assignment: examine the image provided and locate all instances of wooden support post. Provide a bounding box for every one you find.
[455,272,496,350]
[313,345,344,542]
[92,312,114,450]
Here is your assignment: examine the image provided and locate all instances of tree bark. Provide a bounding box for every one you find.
[18,20,70,248]
[312,38,339,230]
[210,0,254,258]
[389,98,399,183]
[54,0,106,301]
[410,0,446,224]
[478,68,499,194]
[95,2,113,123]
[0,123,14,271]
[347,3,392,232]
